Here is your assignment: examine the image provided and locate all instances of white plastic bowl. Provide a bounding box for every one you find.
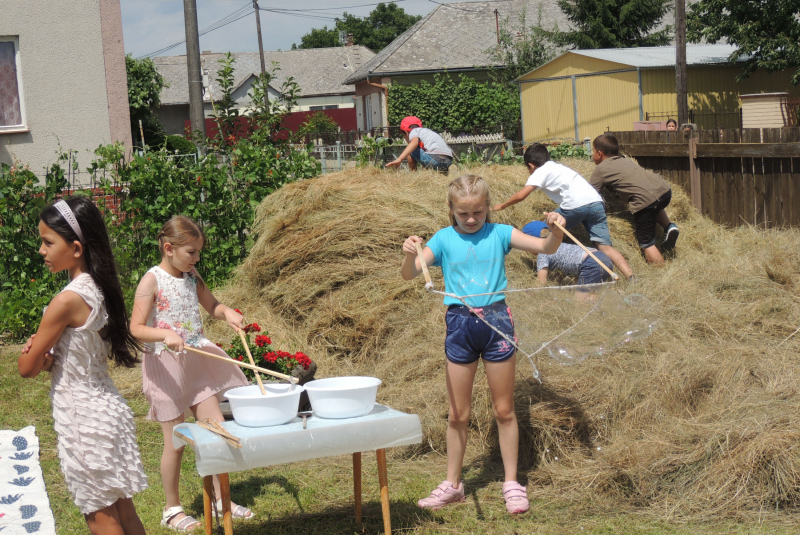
[304,376,382,419]
[224,384,304,427]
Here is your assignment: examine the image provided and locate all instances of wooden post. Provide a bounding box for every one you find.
[218,473,233,535]
[675,0,689,126]
[376,449,391,534]
[688,137,702,212]
[203,476,213,535]
[353,452,362,527]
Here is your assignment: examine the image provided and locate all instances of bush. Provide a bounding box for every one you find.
[162,135,196,155]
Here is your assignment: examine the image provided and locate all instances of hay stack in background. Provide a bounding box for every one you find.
[208,163,800,522]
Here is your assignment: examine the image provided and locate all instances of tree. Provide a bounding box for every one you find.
[291,2,421,53]
[550,0,672,49]
[687,0,800,85]
[125,55,168,147]
[487,6,558,86]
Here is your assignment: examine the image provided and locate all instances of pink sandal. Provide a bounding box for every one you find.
[502,481,529,514]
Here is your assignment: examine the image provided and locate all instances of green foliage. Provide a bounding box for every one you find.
[687,0,800,85]
[0,159,69,340]
[388,74,520,134]
[161,135,197,155]
[354,136,393,167]
[292,2,421,52]
[550,0,672,49]
[126,55,167,148]
[487,5,558,86]
[297,112,339,136]
[547,142,590,160]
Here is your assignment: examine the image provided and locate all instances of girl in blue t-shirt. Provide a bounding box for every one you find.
[401,174,566,515]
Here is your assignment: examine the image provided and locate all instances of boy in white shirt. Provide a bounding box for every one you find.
[493,143,633,279]
[386,116,453,173]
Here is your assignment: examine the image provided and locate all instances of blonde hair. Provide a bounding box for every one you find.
[157,216,206,256]
[447,174,492,227]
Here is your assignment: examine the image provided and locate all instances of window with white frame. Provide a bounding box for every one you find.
[0,37,26,131]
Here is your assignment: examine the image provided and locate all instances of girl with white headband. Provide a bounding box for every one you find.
[19,197,148,534]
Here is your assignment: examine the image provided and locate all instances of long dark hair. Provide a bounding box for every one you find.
[40,197,141,367]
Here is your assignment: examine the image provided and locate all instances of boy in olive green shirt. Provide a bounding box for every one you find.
[590,134,679,265]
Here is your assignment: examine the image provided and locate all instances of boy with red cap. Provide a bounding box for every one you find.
[386,116,453,173]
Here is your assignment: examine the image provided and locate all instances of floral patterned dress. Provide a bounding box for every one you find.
[142,266,248,422]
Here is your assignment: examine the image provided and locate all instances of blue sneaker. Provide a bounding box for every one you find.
[662,224,679,251]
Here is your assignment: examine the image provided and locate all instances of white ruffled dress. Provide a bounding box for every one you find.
[49,273,148,515]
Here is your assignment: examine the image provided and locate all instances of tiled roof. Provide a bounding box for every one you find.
[570,44,743,68]
[156,46,374,105]
[343,0,568,84]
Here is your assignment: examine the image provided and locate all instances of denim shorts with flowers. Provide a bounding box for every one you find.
[444,301,516,364]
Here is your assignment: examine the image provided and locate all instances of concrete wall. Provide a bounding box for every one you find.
[0,0,131,177]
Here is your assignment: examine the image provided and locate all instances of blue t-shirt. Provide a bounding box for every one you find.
[426,223,513,307]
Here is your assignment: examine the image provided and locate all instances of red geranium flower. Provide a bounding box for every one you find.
[255,335,272,347]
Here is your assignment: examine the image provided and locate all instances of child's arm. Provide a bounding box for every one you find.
[537,268,549,284]
[18,292,90,378]
[129,273,185,351]
[400,235,435,281]
[195,269,245,332]
[492,185,536,212]
[509,212,566,255]
[386,137,420,169]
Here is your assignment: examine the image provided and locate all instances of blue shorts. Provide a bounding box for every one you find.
[577,251,613,286]
[410,148,452,172]
[555,202,612,246]
[444,301,516,364]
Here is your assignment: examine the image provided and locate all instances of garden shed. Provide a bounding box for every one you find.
[518,44,800,143]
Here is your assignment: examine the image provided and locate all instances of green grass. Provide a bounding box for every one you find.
[1,343,796,534]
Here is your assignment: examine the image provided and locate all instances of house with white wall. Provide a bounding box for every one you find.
[0,0,131,177]
[153,46,374,136]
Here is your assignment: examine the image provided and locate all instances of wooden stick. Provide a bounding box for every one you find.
[547,217,620,281]
[196,420,241,449]
[414,241,434,290]
[182,346,296,382]
[238,329,267,395]
[173,429,195,448]
[202,419,239,441]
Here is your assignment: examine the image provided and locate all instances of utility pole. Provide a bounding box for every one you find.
[675,0,689,126]
[253,0,269,108]
[183,0,206,142]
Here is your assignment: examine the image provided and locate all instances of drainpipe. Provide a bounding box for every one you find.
[366,76,389,130]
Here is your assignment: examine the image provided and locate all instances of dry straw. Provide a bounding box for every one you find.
[203,162,800,522]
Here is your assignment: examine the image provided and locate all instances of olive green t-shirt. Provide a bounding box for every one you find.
[589,156,671,214]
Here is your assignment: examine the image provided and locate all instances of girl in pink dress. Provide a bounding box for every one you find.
[130,216,251,531]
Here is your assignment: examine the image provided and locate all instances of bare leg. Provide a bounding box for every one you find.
[159,416,202,529]
[444,359,479,486]
[595,243,633,279]
[406,154,417,171]
[643,245,664,264]
[86,498,145,535]
[192,395,254,519]
[656,209,672,230]
[484,355,519,483]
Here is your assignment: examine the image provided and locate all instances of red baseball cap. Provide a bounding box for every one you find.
[400,116,422,132]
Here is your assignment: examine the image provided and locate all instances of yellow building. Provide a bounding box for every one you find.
[518,44,800,143]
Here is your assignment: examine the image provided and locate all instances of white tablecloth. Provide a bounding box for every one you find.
[173,405,422,477]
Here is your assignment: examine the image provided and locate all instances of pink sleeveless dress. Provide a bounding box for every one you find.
[50,273,148,514]
[142,266,248,422]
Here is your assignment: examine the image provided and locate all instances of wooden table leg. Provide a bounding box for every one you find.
[218,473,233,535]
[353,452,362,526]
[376,448,391,534]
[203,476,214,535]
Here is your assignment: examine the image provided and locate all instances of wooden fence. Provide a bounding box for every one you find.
[608,128,800,228]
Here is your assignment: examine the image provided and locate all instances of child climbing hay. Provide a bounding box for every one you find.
[401,174,566,514]
[129,216,251,531]
[19,197,148,535]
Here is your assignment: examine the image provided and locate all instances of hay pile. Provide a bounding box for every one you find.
[209,162,800,522]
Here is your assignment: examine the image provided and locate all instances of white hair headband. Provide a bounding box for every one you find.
[53,200,85,244]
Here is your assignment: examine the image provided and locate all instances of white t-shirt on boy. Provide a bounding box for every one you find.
[409,128,453,157]
[525,160,603,210]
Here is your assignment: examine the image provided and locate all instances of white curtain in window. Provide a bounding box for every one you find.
[0,42,23,127]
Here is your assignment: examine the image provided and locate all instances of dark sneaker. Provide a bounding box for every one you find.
[662,224,679,251]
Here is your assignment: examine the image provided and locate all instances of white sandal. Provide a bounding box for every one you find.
[161,505,202,531]
[215,499,255,520]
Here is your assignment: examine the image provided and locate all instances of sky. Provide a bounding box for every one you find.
[121,0,443,59]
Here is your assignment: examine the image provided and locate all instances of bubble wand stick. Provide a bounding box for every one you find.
[414,241,434,290]
[545,214,620,281]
